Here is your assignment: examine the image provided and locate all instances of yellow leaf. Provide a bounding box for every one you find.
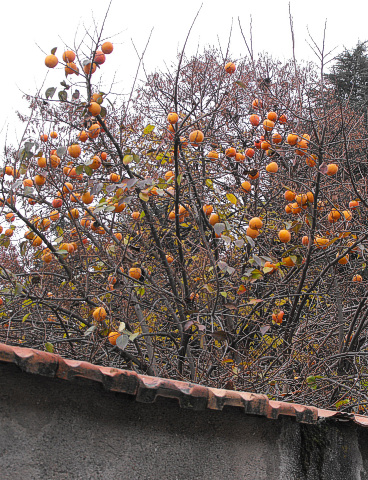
[226,193,237,204]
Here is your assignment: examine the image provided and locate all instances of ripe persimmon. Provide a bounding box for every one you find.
[241,181,251,192]
[129,268,142,280]
[167,112,179,124]
[278,229,291,243]
[50,155,60,168]
[225,147,236,157]
[327,163,338,175]
[266,162,278,173]
[249,217,263,230]
[50,210,60,221]
[88,123,100,138]
[208,150,219,160]
[249,114,260,126]
[68,208,79,219]
[287,133,298,145]
[108,331,120,345]
[209,213,219,226]
[246,227,259,239]
[110,173,120,183]
[263,119,274,132]
[203,204,213,216]
[189,130,204,145]
[94,50,106,65]
[282,256,295,267]
[32,236,42,246]
[90,156,101,170]
[37,156,47,168]
[62,182,73,193]
[23,178,33,187]
[349,200,359,210]
[34,175,46,186]
[78,130,88,142]
[102,42,114,54]
[353,274,363,282]
[314,237,329,249]
[279,114,287,124]
[224,62,236,74]
[284,190,296,201]
[337,254,349,265]
[93,307,107,321]
[249,171,259,180]
[252,99,262,109]
[62,50,75,62]
[84,62,96,75]
[65,62,78,75]
[267,111,277,122]
[45,55,58,68]
[88,102,101,116]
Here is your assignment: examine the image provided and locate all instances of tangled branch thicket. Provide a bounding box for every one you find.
[1,30,368,414]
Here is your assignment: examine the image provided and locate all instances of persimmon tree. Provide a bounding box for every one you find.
[1,25,368,414]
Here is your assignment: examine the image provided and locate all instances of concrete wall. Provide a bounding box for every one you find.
[1,363,368,480]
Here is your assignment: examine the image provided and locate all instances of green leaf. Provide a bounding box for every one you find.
[57,146,67,157]
[214,223,225,236]
[14,283,23,296]
[84,325,97,336]
[58,91,67,102]
[76,165,84,175]
[235,81,247,88]
[23,186,34,196]
[133,154,140,164]
[205,179,213,188]
[177,174,182,186]
[226,193,237,204]
[123,155,133,165]
[100,106,107,118]
[45,87,56,99]
[118,322,126,333]
[20,241,27,256]
[51,47,57,55]
[139,192,149,202]
[45,342,54,353]
[24,141,34,152]
[22,313,31,323]
[2,238,10,248]
[116,334,129,350]
[129,332,139,341]
[84,165,93,176]
[248,298,263,305]
[220,291,228,298]
[143,124,155,135]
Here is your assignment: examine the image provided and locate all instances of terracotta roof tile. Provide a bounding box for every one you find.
[1,343,367,426]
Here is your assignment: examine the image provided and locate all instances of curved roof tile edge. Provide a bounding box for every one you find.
[1,343,368,427]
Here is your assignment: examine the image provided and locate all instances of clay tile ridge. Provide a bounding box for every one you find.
[1,343,368,427]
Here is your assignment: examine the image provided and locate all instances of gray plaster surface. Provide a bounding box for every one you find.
[1,363,368,479]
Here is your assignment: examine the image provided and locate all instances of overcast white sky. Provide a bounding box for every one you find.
[1,0,367,150]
